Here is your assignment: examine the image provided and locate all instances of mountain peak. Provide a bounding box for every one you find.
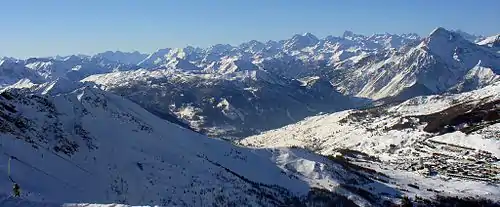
[429,27,452,37]
[284,33,319,51]
[30,76,84,95]
[63,55,84,62]
[424,27,465,46]
[453,29,486,43]
[342,30,355,38]
[478,34,500,47]
[302,32,318,39]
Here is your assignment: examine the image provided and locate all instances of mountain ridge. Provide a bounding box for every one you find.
[0,27,499,206]
[1,27,499,139]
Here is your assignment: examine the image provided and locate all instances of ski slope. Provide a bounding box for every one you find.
[0,81,381,206]
[241,82,500,203]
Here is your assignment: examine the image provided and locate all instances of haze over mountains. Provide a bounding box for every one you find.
[0,27,500,206]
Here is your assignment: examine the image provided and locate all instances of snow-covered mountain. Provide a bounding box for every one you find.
[93,51,148,65]
[0,27,499,206]
[479,34,500,53]
[132,31,421,77]
[82,69,354,138]
[25,55,140,81]
[0,55,140,87]
[100,28,497,104]
[452,29,486,43]
[4,27,496,139]
[0,58,44,88]
[329,27,500,101]
[0,81,337,206]
[138,47,204,69]
[0,80,432,207]
[3,79,499,206]
[241,81,500,205]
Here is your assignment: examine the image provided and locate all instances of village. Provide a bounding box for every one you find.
[393,138,500,184]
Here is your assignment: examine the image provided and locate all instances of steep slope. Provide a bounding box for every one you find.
[283,33,320,52]
[82,69,352,139]
[478,34,500,53]
[452,30,486,43]
[449,62,500,92]
[0,81,377,206]
[24,56,139,81]
[138,47,204,69]
[0,55,140,89]
[204,56,258,74]
[331,27,500,100]
[93,51,148,65]
[241,82,500,203]
[134,31,420,78]
[0,59,43,88]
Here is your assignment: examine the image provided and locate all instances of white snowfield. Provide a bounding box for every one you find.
[242,81,500,155]
[1,30,422,95]
[333,28,500,100]
[0,80,391,207]
[241,82,500,202]
[0,28,498,206]
[478,34,500,47]
[81,68,272,90]
[388,81,500,116]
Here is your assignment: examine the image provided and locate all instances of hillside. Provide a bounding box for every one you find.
[0,80,386,206]
[241,82,500,204]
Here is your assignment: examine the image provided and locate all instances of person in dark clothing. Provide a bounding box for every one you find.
[13,183,20,197]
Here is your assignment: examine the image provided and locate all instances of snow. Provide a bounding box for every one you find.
[240,82,500,202]
[387,81,500,116]
[477,34,500,46]
[1,84,329,205]
[332,27,500,100]
[369,165,500,200]
[0,194,153,207]
[7,77,499,205]
[177,105,198,120]
[0,79,36,92]
[93,51,148,65]
[0,27,499,206]
[429,132,500,157]
[216,98,244,121]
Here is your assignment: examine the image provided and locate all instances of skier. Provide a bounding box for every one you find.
[13,183,20,197]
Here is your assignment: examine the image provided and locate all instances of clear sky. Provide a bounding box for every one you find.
[1,0,499,58]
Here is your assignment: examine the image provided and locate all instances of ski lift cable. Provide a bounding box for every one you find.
[0,134,93,175]
[31,141,93,175]
[1,150,83,192]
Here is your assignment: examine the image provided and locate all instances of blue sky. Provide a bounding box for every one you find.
[1,0,499,58]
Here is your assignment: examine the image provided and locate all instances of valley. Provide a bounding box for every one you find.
[0,27,499,206]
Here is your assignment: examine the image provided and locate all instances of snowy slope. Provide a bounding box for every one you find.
[0,80,388,206]
[93,51,148,65]
[478,34,500,53]
[452,30,486,43]
[132,31,420,78]
[24,56,139,81]
[4,28,486,104]
[82,69,353,138]
[1,28,497,140]
[330,27,500,100]
[242,81,500,156]
[241,82,500,203]
[0,56,139,90]
[0,59,43,88]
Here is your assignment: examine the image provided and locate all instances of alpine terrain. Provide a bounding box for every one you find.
[0,27,499,206]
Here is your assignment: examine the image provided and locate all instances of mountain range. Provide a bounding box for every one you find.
[0,27,499,206]
[3,28,498,138]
